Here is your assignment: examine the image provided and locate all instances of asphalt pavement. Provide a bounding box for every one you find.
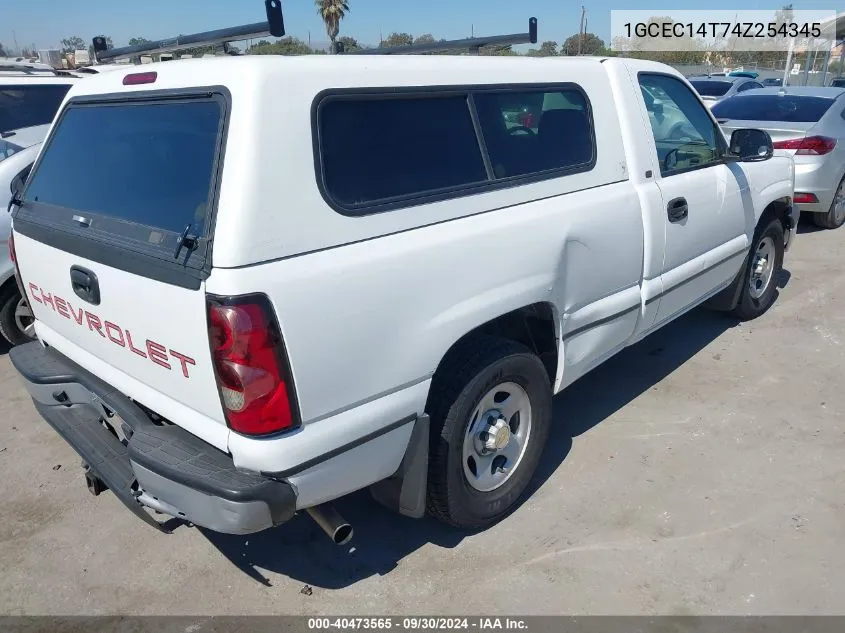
[0,218,843,615]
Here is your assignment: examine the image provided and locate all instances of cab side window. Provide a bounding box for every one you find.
[638,73,724,177]
[737,81,762,92]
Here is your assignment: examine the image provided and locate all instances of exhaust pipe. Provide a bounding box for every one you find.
[306,504,353,545]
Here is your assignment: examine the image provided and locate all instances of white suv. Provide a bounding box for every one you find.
[1,63,78,345]
[9,53,796,541]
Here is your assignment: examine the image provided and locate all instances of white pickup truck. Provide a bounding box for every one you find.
[9,53,796,542]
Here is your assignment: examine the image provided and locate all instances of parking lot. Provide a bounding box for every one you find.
[0,218,842,616]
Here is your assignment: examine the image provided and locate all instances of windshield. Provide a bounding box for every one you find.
[0,84,72,133]
[690,81,732,97]
[25,99,223,236]
[712,95,835,123]
[0,138,23,165]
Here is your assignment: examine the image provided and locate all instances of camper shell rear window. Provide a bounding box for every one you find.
[15,89,229,286]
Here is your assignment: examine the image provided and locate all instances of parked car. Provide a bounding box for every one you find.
[689,76,764,107]
[1,63,78,346]
[0,139,40,344]
[829,78,845,88]
[762,78,783,87]
[8,53,796,541]
[713,87,845,229]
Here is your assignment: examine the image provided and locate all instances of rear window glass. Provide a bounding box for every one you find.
[474,88,593,179]
[0,84,72,133]
[690,81,732,97]
[318,95,487,212]
[711,95,835,123]
[25,100,222,235]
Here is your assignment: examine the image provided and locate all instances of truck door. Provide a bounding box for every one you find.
[636,72,748,328]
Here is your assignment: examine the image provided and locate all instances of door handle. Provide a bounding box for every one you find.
[70,266,100,305]
[667,197,689,223]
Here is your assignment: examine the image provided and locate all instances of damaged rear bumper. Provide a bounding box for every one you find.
[10,341,297,535]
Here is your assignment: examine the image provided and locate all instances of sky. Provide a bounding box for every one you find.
[1,0,840,53]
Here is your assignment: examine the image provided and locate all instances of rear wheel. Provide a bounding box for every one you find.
[0,287,35,346]
[426,336,552,529]
[731,218,784,321]
[812,175,845,229]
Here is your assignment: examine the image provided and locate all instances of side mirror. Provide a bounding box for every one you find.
[729,128,773,162]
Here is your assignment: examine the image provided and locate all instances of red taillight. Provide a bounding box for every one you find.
[207,294,298,436]
[793,192,819,204]
[772,135,837,155]
[122,71,157,86]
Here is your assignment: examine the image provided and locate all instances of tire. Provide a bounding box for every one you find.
[811,175,845,229]
[426,336,552,530]
[0,286,34,346]
[731,218,784,321]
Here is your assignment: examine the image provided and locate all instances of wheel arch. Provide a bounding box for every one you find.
[427,302,560,397]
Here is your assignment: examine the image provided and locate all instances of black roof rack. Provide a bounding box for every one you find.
[342,18,538,55]
[93,0,285,63]
[0,63,74,76]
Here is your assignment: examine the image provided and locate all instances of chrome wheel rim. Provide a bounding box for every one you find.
[15,298,35,339]
[833,179,845,225]
[749,236,776,300]
[462,382,532,492]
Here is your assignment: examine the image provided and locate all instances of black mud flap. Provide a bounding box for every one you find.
[369,414,429,518]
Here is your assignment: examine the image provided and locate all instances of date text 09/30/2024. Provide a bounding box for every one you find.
[307,618,529,631]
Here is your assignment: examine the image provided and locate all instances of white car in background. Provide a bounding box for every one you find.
[1,63,78,345]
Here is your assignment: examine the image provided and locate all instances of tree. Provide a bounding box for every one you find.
[128,37,151,46]
[480,44,517,56]
[381,32,413,48]
[561,32,605,56]
[414,33,436,45]
[61,36,85,54]
[337,35,361,52]
[252,39,271,48]
[248,37,313,55]
[315,0,350,54]
[528,40,558,57]
[0,43,8,57]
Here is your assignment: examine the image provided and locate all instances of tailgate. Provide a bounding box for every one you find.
[11,89,228,440]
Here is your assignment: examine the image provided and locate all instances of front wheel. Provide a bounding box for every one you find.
[426,337,552,530]
[0,287,35,346]
[731,218,784,321]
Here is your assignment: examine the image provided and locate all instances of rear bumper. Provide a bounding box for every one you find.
[10,341,297,535]
[794,159,842,213]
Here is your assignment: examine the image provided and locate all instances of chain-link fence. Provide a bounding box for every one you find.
[673,47,844,86]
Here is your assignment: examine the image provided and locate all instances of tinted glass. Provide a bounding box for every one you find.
[712,95,835,122]
[639,74,723,176]
[690,81,732,97]
[737,82,762,92]
[831,79,845,88]
[25,100,222,235]
[474,88,593,179]
[319,95,487,211]
[0,84,71,132]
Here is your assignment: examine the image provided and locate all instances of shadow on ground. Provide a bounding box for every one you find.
[201,307,742,589]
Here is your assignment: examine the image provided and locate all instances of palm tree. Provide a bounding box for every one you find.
[315,0,350,54]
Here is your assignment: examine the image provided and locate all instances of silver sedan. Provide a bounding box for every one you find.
[689,76,764,108]
[714,87,845,229]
